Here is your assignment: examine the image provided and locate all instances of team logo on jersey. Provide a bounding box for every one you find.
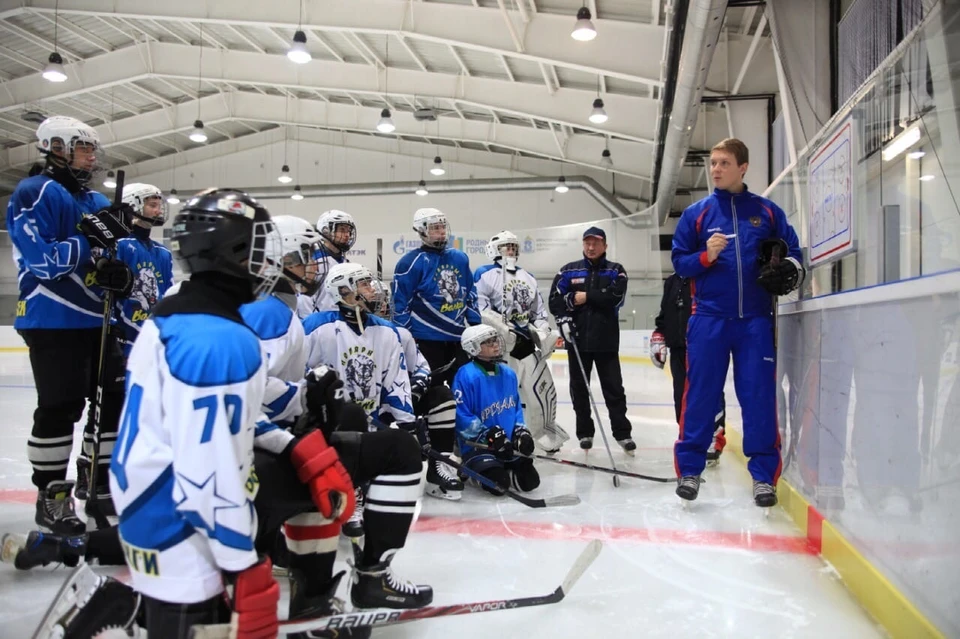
[504,279,534,326]
[750,216,762,227]
[131,265,161,315]
[436,266,464,311]
[342,345,376,404]
[479,395,516,423]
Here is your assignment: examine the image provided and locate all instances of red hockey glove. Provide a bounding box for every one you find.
[649,332,667,369]
[289,430,355,525]
[232,557,280,639]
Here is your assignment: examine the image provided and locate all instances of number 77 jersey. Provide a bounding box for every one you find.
[108,312,268,605]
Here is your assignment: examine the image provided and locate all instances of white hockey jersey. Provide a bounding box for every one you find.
[396,324,430,390]
[302,311,415,425]
[109,314,265,604]
[296,250,348,320]
[474,264,549,330]
[240,292,305,453]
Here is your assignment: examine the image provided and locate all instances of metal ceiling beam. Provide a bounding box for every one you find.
[29,9,114,53]
[7,0,664,89]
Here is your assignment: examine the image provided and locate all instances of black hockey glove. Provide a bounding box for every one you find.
[512,427,535,457]
[302,365,345,439]
[79,204,133,251]
[410,375,429,404]
[484,426,514,461]
[93,258,133,297]
[756,238,800,295]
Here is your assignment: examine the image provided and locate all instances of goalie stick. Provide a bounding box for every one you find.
[189,539,603,638]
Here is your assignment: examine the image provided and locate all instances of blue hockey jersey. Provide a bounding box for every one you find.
[115,231,174,354]
[392,247,481,341]
[672,187,803,318]
[452,360,525,455]
[6,175,111,329]
[109,312,266,604]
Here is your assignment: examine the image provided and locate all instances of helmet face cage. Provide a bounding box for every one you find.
[485,231,519,263]
[327,265,380,311]
[36,117,104,187]
[373,285,394,321]
[461,326,505,361]
[416,214,450,249]
[281,239,323,295]
[250,220,284,299]
[318,213,357,252]
[125,185,168,227]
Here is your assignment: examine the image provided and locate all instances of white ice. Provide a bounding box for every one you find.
[0,351,884,639]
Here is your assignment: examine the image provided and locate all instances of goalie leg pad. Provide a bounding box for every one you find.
[33,564,142,639]
[510,351,570,452]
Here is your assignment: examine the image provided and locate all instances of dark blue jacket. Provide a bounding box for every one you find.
[548,254,627,352]
[672,187,802,319]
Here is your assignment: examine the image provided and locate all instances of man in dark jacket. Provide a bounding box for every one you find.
[651,273,726,462]
[549,227,635,453]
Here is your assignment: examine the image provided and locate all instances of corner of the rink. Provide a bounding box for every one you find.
[723,425,945,639]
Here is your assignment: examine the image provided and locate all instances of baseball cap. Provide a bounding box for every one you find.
[582,226,606,241]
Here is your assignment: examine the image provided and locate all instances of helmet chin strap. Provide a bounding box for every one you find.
[502,256,518,272]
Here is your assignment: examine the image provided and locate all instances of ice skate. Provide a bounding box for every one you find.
[35,481,85,535]
[425,452,464,501]
[289,569,371,639]
[579,437,593,451]
[342,487,365,539]
[4,530,86,569]
[676,475,702,505]
[33,564,141,639]
[753,480,777,508]
[617,437,637,456]
[350,548,434,610]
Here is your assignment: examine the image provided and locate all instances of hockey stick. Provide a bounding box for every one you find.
[463,441,672,483]
[85,169,125,530]
[425,445,580,509]
[567,336,623,488]
[189,539,603,638]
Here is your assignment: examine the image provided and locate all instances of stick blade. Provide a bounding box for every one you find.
[542,493,581,507]
[560,539,603,597]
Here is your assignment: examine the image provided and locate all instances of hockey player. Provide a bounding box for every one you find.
[651,273,726,463]
[475,230,569,455]
[106,188,357,638]
[7,115,134,533]
[373,289,463,501]
[453,325,540,495]
[297,209,357,319]
[392,207,481,387]
[671,137,804,507]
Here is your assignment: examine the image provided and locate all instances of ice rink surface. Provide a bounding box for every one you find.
[0,350,885,639]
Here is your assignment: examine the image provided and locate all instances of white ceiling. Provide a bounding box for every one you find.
[0,0,773,198]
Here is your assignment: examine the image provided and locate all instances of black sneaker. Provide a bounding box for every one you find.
[676,475,702,501]
[579,437,593,450]
[11,530,86,569]
[35,481,85,535]
[75,457,90,501]
[351,549,433,610]
[289,570,371,639]
[753,481,778,508]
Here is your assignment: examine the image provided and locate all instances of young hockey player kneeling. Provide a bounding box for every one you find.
[453,325,540,494]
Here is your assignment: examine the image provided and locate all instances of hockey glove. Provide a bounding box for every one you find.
[512,427,535,457]
[410,375,429,404]
[302,365,345,439]
[556,317,575,343]
[79,204,133,251]
[484,426,514,461]
[230,557,280,639]
[756,239,800,295]
[288,429,355,525]
[649,332,667,369]
[93,258,134,297]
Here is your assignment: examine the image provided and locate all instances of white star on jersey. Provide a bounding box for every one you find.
[175,471,241,533]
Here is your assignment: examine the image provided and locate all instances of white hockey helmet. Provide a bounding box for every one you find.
[272,215,325,294]
[324,262,382,311]
[485,230,520,270]
[413,207,450,250]
[123,183,167,227]
[461,324,505,361]
[316,209,357,252]
[35,116,102,185]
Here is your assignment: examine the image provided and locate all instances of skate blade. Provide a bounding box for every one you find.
[1,533,26,564]
[425,486,463,501]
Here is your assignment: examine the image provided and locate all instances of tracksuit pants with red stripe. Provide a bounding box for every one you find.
[675,313,782,483]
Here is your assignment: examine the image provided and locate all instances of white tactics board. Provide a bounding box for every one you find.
[808,117,856,266]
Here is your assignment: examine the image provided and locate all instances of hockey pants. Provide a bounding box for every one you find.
[675,314,781,483]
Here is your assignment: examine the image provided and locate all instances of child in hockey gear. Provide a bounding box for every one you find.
[672,138,804,507]
[548,227,635,454]
[453,325,540,495]
[476,230,569,455]
[392,208,481,387]
[297,209,357,318]
[651,274,726,463]
[106,188,298,639]
[373,289,464,501]
[7,115,132,534]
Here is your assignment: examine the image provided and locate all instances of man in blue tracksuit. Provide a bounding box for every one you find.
[671,138,804,508]
[392,207,481,387]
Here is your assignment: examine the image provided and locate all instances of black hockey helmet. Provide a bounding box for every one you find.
[170,188,283,298]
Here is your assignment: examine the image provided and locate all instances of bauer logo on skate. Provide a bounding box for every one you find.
[479,395,516,422]
[121,540,159,576]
